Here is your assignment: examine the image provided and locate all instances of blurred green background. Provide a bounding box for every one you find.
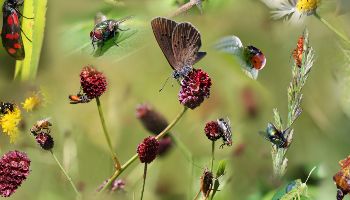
[1,0,350,199]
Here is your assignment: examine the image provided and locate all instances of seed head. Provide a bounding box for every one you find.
[80,66,107,99]
[137,136,160,164]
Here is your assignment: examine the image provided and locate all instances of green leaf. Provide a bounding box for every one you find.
[15,0,47,80]
[61,12,147,62]
[215,160,227,177]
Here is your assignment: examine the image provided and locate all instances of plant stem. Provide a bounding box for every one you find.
[95,97,121,170]
[50,150,81,199]
[169,0,201,18]
[211,141,215,172]
[140,164,147,200]
[314,13,350,45]
[99,106,188,192]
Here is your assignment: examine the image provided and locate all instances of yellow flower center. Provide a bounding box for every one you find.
[296,0,319,14]
[0,107,21,143]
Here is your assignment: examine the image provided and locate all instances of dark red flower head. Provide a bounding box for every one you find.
[136,104,169,135]
[80,66,107,99]
[334,155,350,200]
[0,151,30,197]
[137,136,160,164]
[204,121,221,141]
[178,68,212,109]
[35,132,54,150]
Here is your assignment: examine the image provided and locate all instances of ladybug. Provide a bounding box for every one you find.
[259,123,289,148]
[68,93,91,104]
[90,15,132,51]
[244,45,266,70]
[0,102,14,114]
[217,118,232,148]
[292,36,304,68]
[1,0,31,60]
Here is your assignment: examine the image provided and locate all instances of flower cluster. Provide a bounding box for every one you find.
[136,104,173,156]
[137,136,160,164]
[80,66,107,99]
[22,92,43,112]
[0,151,31,197]
[178,68,212,109]
[0,105,21,143]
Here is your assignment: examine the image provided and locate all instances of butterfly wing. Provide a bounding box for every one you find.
[1,7,25,60]
[151,17,178,69]
[171,22,205,70]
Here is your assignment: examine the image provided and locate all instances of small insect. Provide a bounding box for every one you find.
[0,102,14,114]
[217,118,232,148]
[1,0,32,60]
[90,15,132,51]
[216,35,266,79]
[333,156,350,200]
[30,118,52,136]
[292,36,304,68]
[259,123,289,148]
[272,167,316,200]
[151,17,206,80]
[68,93,91,104]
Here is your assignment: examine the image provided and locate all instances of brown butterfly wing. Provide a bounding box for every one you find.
[151,17,177,69]
[171,22,205,70]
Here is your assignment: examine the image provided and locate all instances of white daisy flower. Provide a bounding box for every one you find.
[262,0,320,24]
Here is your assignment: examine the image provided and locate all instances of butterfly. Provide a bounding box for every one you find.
[151,17,206,80]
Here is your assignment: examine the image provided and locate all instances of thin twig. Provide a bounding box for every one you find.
[140,164,147,200]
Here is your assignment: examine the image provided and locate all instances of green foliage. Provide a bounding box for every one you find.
[210,160,226,200]
[61,11,146,62]
[15,0,47,80]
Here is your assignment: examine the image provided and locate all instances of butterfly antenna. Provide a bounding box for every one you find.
[159,76,171,92]
[305,166,317,184]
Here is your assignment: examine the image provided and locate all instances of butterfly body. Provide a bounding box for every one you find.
[151,17,206,80]
[1,0,25,60]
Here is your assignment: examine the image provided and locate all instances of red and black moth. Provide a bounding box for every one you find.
[1,0,31,60]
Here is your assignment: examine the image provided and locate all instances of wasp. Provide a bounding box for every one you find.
[217,118,232,148]
[1,0,32,60]
[259,123,289,148]
[30,118,52,136]
[68,93,91,104]
[0,102,14,114]
[90,15,132,51]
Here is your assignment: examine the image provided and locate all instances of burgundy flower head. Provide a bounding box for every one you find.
[35,132,54,150]
[0,151,30,197]
[204,121,221,141]
[80,66,107,99]
[137,136,160,164]
[158,137,173,156]
[178,68,212,109]
[136,104,169,135]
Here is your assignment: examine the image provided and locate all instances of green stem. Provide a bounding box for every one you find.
[50,150,81,199]
[140,164,147,200]
[95,97,121,169]
[314,13,350,45]
[211,141,215,172]
[99,106,188,192]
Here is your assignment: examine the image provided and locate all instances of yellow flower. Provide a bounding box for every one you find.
[262,0,320,24]
[0,107,21,143]
[22,93,42,112]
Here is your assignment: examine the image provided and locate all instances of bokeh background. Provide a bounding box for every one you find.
[1,0,350,199]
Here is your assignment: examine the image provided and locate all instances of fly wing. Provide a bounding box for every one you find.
[151,17,177,69]
[1,8,25,60]
[171,22,205,70]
